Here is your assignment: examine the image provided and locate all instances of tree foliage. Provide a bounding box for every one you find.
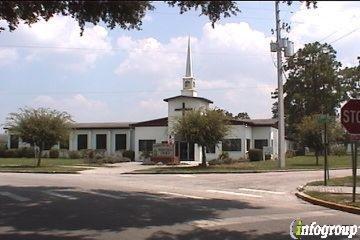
[0,1,239,35]
[283,42,342,137]
[172,109,229,166]
[0,1,317,35]
[5,107,73,166]
[296,114,344,165]
[340,57,360,100]
[215,109,250,120]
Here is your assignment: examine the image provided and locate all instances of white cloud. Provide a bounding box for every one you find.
[114,21,276,119]
[17,16,112,71]
[31,94,111,122]
[290,2,360,65]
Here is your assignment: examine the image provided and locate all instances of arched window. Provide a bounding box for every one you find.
[193,81,195,88]
[184,80,190,88]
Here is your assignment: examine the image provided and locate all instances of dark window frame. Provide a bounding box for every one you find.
[222,139,242,151]
[10,135,19,149]
[206,144,216,153]
[115,134,127,151]
[96,134,107,150]
[254,139,268,150]
[139,139,156,152]
[77,134,88,150]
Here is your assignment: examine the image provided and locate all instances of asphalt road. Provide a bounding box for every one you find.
[0,163,359,240]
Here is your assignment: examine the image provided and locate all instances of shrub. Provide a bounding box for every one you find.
[208,159,221,165]
[68,151,81,159]
[49,149,59,158]
[248,149,263,161]
[140,151,152,159]
[286,150,296,158]
[295,148,305,156]
[0,145,6,158]
[123,150,135,161]
[3,149,18,158]
[218,151,229,160]
[330,144,347,156]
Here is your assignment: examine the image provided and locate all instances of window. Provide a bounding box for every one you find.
[254,139,268,150]
[10,135,19,149]
[43,142,53,150]
[115,134,127,151]
[246,139,251,151]
[184,80,190,88]
[60,140,69,149]
[77,134,88,150]
[222,139,242,151]
[96,134,107,150]
[206,144,216,153]
[139,140,156,152]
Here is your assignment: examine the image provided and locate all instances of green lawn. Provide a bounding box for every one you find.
[305,191,360,208]
[307,176,360,187]
[132,155,353,174]
[0,158,92,173]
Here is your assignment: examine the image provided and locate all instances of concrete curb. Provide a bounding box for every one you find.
[295,191,360,215]
[124,167,351,175]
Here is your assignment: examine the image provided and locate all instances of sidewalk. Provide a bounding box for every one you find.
[304,185,360,194]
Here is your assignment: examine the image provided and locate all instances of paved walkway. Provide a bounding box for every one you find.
[304,185,360,194]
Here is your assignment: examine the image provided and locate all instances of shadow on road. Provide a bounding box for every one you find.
[148,229,290,240]
[0,185,263,239]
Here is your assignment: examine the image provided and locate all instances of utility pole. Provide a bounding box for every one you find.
[275,1,285,168]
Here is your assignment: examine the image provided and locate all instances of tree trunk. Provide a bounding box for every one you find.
[315,151,319,166]
[201,146,207,167]
[37,142,43,167]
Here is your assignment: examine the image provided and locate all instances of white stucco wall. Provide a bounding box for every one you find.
[134,126,168,161]
[69,129,132,154]
[167,97,210,136]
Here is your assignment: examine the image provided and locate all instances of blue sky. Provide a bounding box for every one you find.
[0,1,359,132]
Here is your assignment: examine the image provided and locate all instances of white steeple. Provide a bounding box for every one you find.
[181,37,197,97]
[185,37,193,77]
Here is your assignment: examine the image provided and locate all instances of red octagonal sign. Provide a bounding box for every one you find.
[341,99,360,134]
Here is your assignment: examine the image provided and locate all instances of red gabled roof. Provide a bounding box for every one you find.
[163,95,213,103]
[131,117,168,127]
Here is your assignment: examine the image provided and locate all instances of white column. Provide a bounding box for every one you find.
[88,130,92,149]
[107,130,111,155]
[69,132,73,151]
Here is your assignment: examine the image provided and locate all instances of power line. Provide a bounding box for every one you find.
[329,26,360,44]
[0,86,277,96]
[0,44,271,57]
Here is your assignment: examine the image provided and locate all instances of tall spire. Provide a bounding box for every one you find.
[185,36,192,77]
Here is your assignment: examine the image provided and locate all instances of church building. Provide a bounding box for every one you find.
[6,38,294,162]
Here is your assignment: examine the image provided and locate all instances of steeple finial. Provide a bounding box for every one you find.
[185,36,192,77]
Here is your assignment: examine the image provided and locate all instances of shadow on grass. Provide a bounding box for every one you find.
[0,185,262,239]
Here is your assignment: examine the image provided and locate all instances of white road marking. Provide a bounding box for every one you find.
[158,191,206,200]
[206,190,262,198]
[44,191,77,200]
[177,174,195,178]
[0,191,30,202]
[192,210,335,228]
[237,187,286,195]
[84,191,125,200]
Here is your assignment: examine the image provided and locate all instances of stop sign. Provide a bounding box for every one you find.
[341,99,360,134]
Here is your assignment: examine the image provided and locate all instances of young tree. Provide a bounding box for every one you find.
[6,108,73,167]
[297,114,344,165]
[284,42,343,137]
[172,109,229,167]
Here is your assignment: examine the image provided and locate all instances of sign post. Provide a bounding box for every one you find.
[341,99,360,202]
[318,114,331,185]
